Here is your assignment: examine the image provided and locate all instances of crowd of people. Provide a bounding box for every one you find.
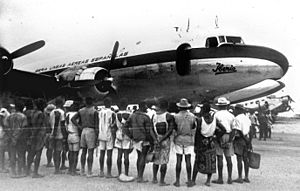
[0,95,266,188]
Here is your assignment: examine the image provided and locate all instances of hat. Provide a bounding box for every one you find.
[176,98,191,108]
[235,104,245,110]
[63,100,74,108]
[0,108,9,117]
[215,97,230,106]
[45,104,56,113]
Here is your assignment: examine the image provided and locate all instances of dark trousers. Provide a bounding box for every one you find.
[259,124,268,140]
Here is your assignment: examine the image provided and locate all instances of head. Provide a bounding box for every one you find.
[34,98,46,111]
[157,98,168,112]
[55,97,64,108]
[103,97,112,108]
[138,101,148,112]
[201,103,211,114]
[24,100,34,110]
[215,97,230,110]
[14,99,24,112]
[234,104,246,116]
[85,97,94,107]
[176,98,191,111]
[70,101,80,112]
[45,104,56,114]
[118,98,128,110]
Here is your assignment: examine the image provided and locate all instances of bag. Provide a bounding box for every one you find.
[248,150,261,169]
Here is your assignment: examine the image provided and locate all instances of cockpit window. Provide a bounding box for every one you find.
[226,36,244,44]
[205,37,218,48]
[218,36,226,43]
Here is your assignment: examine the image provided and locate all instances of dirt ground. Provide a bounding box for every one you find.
[1,116,300,191]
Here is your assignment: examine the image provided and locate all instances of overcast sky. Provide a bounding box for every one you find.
[0,0,299,109]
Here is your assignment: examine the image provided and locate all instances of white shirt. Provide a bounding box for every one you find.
[201,116,216,137]
[215,110,235,133]
[98,108,114,141]
[234,113,251,136]
[50,108,65,139]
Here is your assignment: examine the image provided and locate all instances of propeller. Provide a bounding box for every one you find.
[0,40,45,76]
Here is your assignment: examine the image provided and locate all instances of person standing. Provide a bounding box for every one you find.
[71,97,98,177]
[50,97,66,174]
[5,99,28,178]
[114,98,132,177]
[0,108,10,173]
[212,97,235,185]
[190,103,219,187]
[124,101,154,183]
[44,104,56,167]
[232,104,252,183]
[151,99,175,186]
[65,100,80,176]
[173,98,196,187]
[98,97,116,178]
[26,98,47,178]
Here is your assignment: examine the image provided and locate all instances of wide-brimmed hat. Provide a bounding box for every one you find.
[215,97,230,106]
[45,104,56,113]
[176,98,191,108]
[63,100,74,108]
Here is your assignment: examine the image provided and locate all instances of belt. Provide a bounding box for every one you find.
[83,127,95,129]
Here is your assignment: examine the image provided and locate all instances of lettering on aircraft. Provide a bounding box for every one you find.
[34,51,129,73]
[212,62,237,75]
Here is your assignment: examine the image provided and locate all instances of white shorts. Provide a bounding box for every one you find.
[115,138,132,150]
[174,144,193,155]
[132,141,150,152]
[99,139,114,150]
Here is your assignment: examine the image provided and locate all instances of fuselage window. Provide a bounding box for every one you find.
[205,37,218,48]
[226,36,244,44]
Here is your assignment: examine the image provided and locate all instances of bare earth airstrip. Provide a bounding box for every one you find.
[1,116,300,191]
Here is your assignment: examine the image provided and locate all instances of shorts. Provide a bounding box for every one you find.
[133,141,150,152]
[80,128,96,149]
[233,137,248,157]
[215,134,234,157]
[115,138,132,150]
[50,139,63,151]
[99,139,114,150]
[174,144,193,155]
[68,142,80,152]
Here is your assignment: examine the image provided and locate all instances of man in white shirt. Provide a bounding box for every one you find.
[98,97,116,178]
[232,104,252,184]
[50,98,66,174]
[212,97,235,185]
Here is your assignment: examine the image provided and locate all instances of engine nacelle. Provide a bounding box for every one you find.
[58,66,115,97]
[176,43,191,76]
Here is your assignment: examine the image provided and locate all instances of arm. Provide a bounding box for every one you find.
[71,112,81,129]
[158,114,175,143]
[94,111,99,140]
[149,116,158,144]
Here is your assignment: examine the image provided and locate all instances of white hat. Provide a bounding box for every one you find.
[176,98,191,108]
[215,97,230,106]
[0,108,9,117]
[63,100,74,108]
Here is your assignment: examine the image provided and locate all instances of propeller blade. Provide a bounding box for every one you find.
[11,40,45,59]
[110,41,119,65]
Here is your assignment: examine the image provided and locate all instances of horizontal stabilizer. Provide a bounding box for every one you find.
[214,79,285,104]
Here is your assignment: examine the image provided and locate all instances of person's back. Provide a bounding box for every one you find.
[98,108,115,141]
[214,110,235,133]
[78,106,97,129]
[6,112,27,143]
[127,111,151,142]
[174,110,195,146]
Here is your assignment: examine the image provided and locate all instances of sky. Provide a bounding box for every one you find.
[0,0,299,110]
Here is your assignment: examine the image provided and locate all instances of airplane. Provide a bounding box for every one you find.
[0,24,289,105]
[238,94,295,120]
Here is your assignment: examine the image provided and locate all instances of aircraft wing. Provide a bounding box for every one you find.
[1,69,59,98]
[214,79,285,104]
